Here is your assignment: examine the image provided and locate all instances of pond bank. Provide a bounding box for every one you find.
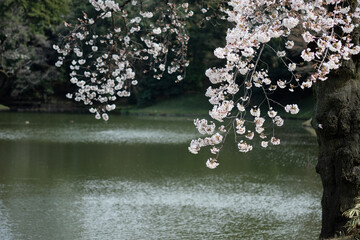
[0,104,9,111]
[0,94,315,120]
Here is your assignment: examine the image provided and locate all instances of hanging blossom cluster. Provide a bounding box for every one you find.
[189,0,360,169]
[55,0,360,169]
[54,0,192,120]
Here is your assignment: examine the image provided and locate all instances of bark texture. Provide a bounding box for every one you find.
[314,55,360,238]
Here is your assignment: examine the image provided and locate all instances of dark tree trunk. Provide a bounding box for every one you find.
[314,52,360,238]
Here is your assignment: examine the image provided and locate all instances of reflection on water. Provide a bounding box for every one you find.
[0,113,321,240]
[0,128,198,144]
[0,113,198,144]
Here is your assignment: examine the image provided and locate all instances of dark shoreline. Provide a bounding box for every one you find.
[1,107,312,121]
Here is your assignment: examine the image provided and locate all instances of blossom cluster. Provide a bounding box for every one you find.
[55,0,360,169]
[188,0,360,169]
[55,0,192,120]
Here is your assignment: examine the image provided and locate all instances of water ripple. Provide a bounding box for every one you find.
[0,128,198,144]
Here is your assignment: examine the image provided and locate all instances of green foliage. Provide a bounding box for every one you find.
[137,75,185,107]
[0,0,68,102]
[1,0,71,34]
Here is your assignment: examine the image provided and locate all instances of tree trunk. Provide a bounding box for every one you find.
[314,53,360,238]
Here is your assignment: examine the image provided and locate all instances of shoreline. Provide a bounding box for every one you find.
[0,94,314,121]
[0,107,313,121]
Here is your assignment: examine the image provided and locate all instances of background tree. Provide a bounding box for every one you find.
[0,0,70,104]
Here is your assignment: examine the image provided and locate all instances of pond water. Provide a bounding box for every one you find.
[0,112,321,240]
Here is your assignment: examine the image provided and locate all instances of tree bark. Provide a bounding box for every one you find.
[314,52,360,238]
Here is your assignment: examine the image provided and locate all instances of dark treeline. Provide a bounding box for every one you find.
[0,0,71,106]
[0,0,311,110]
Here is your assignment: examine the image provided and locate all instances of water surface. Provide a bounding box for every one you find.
[0,112,321,240]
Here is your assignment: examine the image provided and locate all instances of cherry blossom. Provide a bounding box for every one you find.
[55,0,192,120]
[206,158,219,169]
[56,0,360,169]
[187,0,360,168]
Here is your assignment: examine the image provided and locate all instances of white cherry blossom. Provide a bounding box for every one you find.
[57,0,360,168]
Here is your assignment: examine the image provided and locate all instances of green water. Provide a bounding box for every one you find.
[0,112,321,240]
